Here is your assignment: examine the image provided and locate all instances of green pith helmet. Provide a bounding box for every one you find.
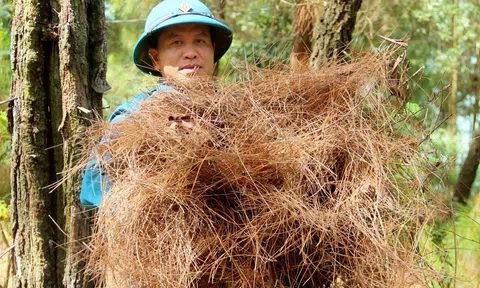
[133,0,233,76]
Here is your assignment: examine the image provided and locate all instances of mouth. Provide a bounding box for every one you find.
[180,64,202,71]
[178,65,203,77]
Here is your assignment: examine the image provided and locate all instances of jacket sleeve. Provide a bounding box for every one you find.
[80,158,109,208]
[80,92,150,207]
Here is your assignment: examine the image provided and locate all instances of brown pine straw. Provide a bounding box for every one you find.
[292,0,322,39]
[81,50,444,287]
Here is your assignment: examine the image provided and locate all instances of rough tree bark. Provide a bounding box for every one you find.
[9,1,58,286]
[59,0,110,286]
[309,0,363,69]
[8,0,109,286]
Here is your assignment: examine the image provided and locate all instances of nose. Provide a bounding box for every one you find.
[182,45,199,60]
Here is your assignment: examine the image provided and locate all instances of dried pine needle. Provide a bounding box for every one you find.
[79,49,443,288]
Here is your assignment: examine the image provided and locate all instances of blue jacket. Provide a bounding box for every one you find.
[80,84,174,207]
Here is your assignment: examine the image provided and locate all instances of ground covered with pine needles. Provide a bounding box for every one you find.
[81,50,443,287]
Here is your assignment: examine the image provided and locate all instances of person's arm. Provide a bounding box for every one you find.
[79,92,151,208]
[80,158,109,208]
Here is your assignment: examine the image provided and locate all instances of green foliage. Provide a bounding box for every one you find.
[0,111,9,162]
[103,0,161,113]
[0,111,10,203]
[0,0,11,200]
[420,201,480,287]
[0,0,13,28]
[225,1,293,69]
[0,0,13,224]
[354,0,480,132]
[0,0,12,101]
[404,101,427,122]
[0,199,8,220]
[406,101,421,115]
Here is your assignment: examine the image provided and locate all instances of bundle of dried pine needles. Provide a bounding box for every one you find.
[81,50,441,287]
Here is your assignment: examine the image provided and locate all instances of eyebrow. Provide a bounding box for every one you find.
[165,31,210,38]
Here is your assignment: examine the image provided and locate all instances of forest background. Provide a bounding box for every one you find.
[0,0,479,286]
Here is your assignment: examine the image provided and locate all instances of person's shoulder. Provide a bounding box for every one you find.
[107,84,176,123]
[107,88,156,122]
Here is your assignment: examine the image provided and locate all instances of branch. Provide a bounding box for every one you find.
[0,97,16,106]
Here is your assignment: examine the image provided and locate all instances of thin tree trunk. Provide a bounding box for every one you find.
[473,44,480,142]
[473,92,478,133]
[448,0,459,139]
[309,0,363,69]
[455,40,480,204]
[8,0,109,286]
[455,129,480,203]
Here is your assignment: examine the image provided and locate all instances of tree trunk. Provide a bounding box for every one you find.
[455,129,480,204]
[455,40,480,204]
[59,0,110,287]
[309,0,362,69]
[290,0,321,69]
[448,0,459,139]
[9,0,58,285]
[474,27,480,133]
[473,89,478,133]
[8,0,109,286]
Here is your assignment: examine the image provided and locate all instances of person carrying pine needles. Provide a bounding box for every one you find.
[79,1,441,287]
[80,0,232,207]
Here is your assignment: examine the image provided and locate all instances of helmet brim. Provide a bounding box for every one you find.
[133,14,233,77]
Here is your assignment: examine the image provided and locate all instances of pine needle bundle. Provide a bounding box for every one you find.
[82,50,439,287]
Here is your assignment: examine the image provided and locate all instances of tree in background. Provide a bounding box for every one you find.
[356,0,480,197]
[353,0,480,284]
[310,0,363,68]
[455,41,480,203]
[289,0,363,69]
[448,0,460,140]
[8,0,109,286]
[456,128,480,203]
[453,1,480,203]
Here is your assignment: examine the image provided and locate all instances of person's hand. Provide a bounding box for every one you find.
[168,115,195,129]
